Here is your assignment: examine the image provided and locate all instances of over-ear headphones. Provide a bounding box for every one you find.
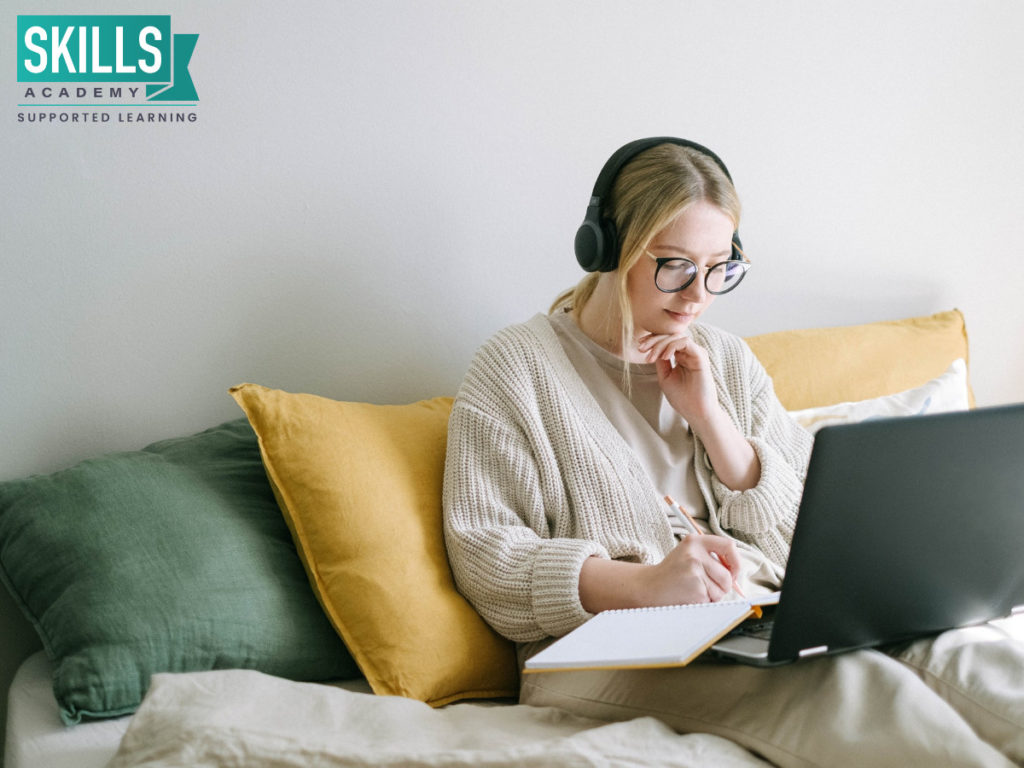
[574,137,744,273]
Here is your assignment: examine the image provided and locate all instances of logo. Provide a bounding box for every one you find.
[16,15,199,125]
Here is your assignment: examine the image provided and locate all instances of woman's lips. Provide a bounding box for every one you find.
[665,309,694,322]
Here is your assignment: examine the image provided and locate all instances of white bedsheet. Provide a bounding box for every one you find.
[4,652,378,768]
[9,652,773,767]
[106,667,771,767]
[5,651,129,768]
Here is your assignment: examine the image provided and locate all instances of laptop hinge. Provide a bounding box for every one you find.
[798,645,829,658]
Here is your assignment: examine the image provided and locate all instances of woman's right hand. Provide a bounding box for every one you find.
[578,535,742,613]
[642,534,741,606]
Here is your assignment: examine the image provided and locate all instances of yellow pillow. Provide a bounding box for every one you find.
[744,309,974,411]
[229,383,518,706]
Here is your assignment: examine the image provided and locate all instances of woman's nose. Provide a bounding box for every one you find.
[682,272,708,302]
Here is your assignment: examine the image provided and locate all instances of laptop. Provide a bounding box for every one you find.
[711,402,1024,666]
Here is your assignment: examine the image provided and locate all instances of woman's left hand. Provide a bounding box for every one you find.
[638,331,762,492]
[637,332,718,429]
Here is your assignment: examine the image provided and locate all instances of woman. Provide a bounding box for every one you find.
[442,138,1022,767]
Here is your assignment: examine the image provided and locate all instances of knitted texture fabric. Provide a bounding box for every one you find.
[442,313,812,642]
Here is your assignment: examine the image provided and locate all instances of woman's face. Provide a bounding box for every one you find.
[625,201,736,339]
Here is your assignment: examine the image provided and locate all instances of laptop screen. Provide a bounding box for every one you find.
[766,403,1024,663]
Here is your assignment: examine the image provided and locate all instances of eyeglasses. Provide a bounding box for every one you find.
[646,249,751,295]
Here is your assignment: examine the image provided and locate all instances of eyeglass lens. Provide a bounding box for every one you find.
[655,259,748,295]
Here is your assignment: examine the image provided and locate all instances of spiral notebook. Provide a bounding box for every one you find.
[523,595,777,672]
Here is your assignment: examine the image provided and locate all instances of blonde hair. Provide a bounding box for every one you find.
[550,143,741,357]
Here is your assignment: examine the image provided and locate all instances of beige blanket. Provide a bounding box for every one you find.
[108,669,771,767]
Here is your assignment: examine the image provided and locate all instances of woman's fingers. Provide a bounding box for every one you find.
[702,556,736,598]
[680,535,740,599]
[637,333,694,363]
[698,536,742,597]
[659,534,741,603]
[701,534,742,575]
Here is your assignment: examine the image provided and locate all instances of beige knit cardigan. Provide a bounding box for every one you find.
[442,313,812,642]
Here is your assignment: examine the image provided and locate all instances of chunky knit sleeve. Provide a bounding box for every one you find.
[443,400,606,642]
[442,322,625,642]
[692,325,813,568]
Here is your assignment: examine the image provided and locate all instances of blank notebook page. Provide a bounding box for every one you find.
[524,600,753,671]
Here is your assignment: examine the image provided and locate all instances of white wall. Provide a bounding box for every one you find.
[3,0,1023,482]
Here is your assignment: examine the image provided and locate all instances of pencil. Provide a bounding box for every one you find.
[664,494,700,536]
[663,494,758,614]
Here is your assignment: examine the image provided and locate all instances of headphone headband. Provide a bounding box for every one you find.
[574,137,742,273]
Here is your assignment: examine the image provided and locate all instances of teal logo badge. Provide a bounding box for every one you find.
[17,15,198,101]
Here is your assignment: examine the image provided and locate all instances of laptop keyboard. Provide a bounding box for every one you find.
[735,619,775,640]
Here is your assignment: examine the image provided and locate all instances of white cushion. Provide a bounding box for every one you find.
[788,359,969,435]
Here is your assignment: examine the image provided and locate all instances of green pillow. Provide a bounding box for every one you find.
[0,418,360,724]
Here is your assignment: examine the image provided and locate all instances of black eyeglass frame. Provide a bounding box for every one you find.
[647,249,752,296]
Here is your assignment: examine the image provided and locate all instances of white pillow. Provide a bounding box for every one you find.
[788,359,969,435]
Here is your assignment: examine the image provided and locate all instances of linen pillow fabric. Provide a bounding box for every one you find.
[789,359,970,435]
[229,383,519,707]
[0,418,360,725]
[745,309,973,411]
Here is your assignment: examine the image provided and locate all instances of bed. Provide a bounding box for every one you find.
[0,310,978,767]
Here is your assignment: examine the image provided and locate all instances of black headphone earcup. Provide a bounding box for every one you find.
[574,219,603,272]
[598,218,619,271]
[575,202,620,272]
